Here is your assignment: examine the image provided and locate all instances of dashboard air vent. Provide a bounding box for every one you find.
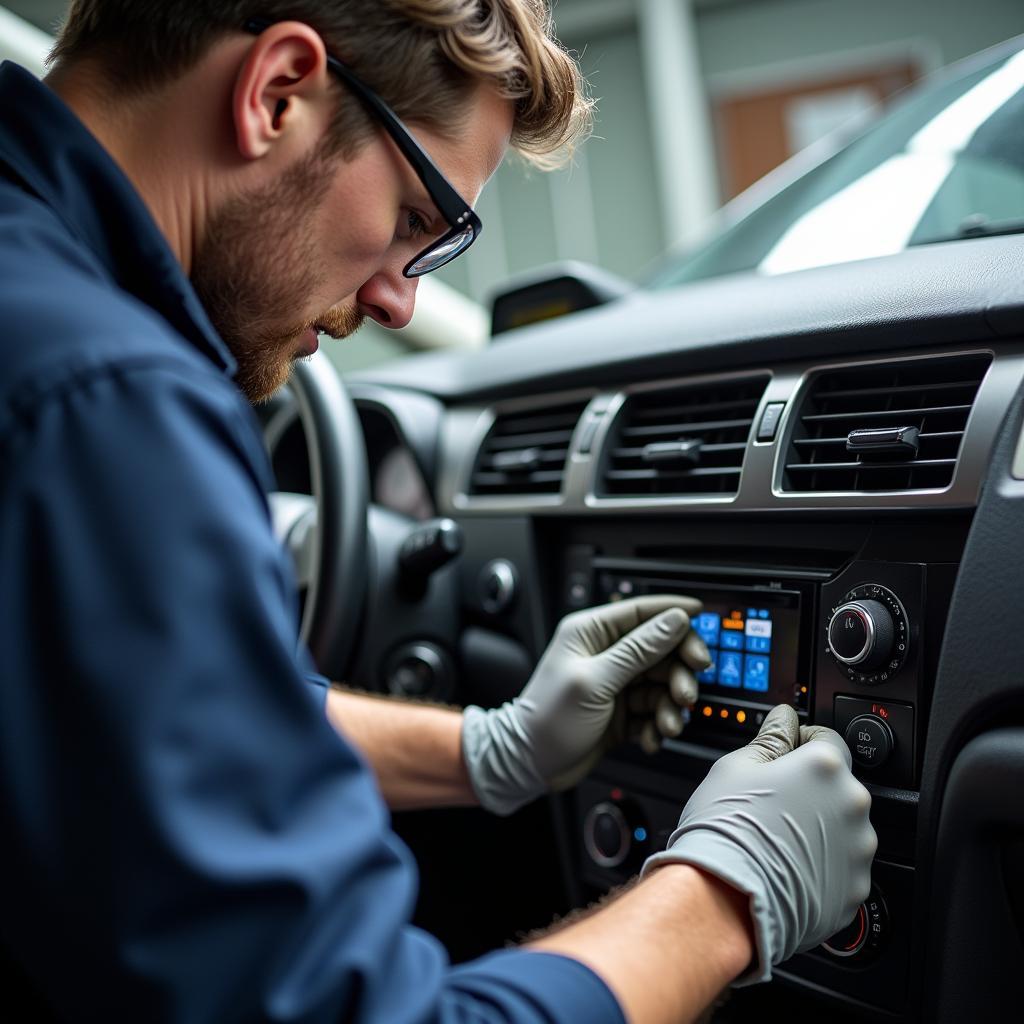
[783,354,992,492]
[468,399,589,496]
[598,376,769,497]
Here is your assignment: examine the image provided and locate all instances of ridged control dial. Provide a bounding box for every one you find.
[826,584,909,685]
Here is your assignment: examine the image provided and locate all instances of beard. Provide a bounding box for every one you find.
[191,147,365,403]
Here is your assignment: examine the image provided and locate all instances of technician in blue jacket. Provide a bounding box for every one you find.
[0,2,876,1022]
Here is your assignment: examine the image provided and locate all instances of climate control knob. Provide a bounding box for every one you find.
[828,600,894,670]
[826,584,909,684]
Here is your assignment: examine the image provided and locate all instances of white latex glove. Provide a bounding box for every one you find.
[642,704,877,985]
[462,595,707,815]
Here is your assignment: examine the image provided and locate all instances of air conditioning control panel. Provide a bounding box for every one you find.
[817,562,926,788]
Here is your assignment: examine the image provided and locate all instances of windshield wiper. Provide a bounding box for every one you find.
[911,213,1024,245]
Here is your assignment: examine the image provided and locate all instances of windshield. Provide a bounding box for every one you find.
[652,39,1024,288]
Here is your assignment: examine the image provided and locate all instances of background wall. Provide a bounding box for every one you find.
[6,0,1024,371]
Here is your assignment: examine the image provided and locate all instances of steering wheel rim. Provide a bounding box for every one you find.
[287,351,369,680]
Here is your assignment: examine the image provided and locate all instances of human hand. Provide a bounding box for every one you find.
[642,704,876,985]
[462,595,709,815]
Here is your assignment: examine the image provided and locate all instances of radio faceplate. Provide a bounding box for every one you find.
[586,560,820,745]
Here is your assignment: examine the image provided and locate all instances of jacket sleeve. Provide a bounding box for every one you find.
[0,358,624,1024]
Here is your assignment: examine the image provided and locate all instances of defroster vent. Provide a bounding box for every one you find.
[468,399,589,496]
[598,376,769,497]
[783,354,992,492]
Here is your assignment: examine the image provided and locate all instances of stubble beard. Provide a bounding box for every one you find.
[191,148,365,404]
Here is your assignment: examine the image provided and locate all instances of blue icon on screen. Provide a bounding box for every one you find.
[746,635,771,653]
[747,608,758,620]
[720,630,744,651]
[695,612,721,647]
[718,652,743,687]
[697,648,718,684]
[743,655,770,692]
[759,609,770,619]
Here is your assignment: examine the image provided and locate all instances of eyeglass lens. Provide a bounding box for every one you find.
[407,224,477,276]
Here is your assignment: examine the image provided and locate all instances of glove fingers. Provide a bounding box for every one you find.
[637,719,661,755]
[655,694,685,738]
[679,630,713,673]
[739,703,799,764]
[595,608,692,691]
[668,662,699,707]
[799,723,854,770]
[565,595,702,653]
[627,682,662,713]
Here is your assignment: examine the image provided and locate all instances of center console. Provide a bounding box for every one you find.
[546,518,964,1017]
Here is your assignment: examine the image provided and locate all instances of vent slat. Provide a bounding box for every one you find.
[816,380,982,401]
[611,442,748,459]
[468,399,588,496]
[485,429,576,450]
[605,466,742,482]
[782,355,991,494]
[801,404,972,422]
[786,459,957,472]
[791,431,964,448]
[598,377,768,497]
[621,417,755,438]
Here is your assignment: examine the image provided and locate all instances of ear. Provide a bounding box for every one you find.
[232,21,331,161]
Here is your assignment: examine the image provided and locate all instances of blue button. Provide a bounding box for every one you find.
[721,630,744,651]
[695,612,721,647]
[697,648,718,684]
[747,608,758,620]
[743,655,770,692]
[759,609,770,619]
[746,635,771,653]
[718,652,742,687]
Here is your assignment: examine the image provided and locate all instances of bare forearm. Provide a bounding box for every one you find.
[325,688,477,810]
[530,864,753,1024]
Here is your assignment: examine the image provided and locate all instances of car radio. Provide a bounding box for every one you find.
[593,564,817,743]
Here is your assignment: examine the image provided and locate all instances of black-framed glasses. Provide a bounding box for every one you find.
[245,18,483,277]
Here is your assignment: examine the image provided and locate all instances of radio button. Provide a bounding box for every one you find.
[583,802,632,868]
[844,714,894,769]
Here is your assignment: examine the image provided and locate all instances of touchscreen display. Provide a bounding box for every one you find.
[596,574,806,715]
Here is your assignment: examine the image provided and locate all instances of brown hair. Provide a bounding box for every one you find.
[50,0,592,167]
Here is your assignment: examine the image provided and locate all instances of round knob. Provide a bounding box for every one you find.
[827,600,894,671]
[478,559,517,615]
[844,714,895,769]
[583,802,633,869]
[384,642,453,701]
[823,886,890,959]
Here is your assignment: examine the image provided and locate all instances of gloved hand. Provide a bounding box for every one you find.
[462,596,709,815]
[642,704,876,985]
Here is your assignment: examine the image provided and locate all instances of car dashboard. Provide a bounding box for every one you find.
[267,233,1024,1021]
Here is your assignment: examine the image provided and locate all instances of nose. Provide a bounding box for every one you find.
[355,268,418,330]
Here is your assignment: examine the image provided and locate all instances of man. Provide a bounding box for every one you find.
[0,2,876,1022]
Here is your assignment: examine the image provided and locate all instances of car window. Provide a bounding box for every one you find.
[651,43,1024,287]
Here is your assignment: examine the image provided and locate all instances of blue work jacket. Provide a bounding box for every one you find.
[0,61,622,1024]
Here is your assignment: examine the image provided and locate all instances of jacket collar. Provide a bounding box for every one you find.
[0,61,236,375]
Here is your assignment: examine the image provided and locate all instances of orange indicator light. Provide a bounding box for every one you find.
[800,686,808,694]
[736,710,747,724]
[720,708,730,719]
[702,705,713,718]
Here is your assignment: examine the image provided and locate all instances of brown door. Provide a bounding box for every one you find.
[714,62,919,200]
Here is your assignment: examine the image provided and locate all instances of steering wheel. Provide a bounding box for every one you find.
[269,351,369,680]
